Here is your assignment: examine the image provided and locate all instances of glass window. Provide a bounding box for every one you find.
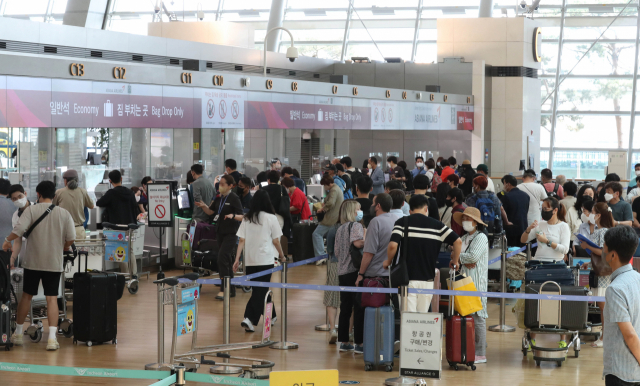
[348,28,416,42]
[280,43,343,60]
[561,42,635,76]
[4,0,49,15]
[541,42,559,75]
[554,114,630,149]
[546,150,610,179]
[415,43,437,64]
[541,78,555,112]
[557,78,633,112]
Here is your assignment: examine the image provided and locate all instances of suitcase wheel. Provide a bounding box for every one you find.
[451,364,458,371]
[557,361,562,367]
[62,323,74,338]
[112,338,117,345]
[242,286,252,293]
[87,341,92,347]
[364,364,373,371]
[471,364,476,371]
[30,328,42,343]
[385,365,393,372]
[128,281,139,295]
[535,360,540,366]
[4,345,10,351]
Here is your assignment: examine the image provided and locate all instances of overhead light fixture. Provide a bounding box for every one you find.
[304,9,327,16]
[588,6,614,13]
[238,10,260,17]
[384,57,403,63]
[351,57,371,63]
[441,7,466,15]
[371,6,395,15]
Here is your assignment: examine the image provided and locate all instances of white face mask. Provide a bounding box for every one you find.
[135,195,140,202]
[14,197,27,209]
[416,162,424,168]
[589,213,596,224]
[387,163,391,168]
[580,213,589,224]
[462,221,475,232]
[636,170,640,176]
[604,193,614,202]
[367,163,372,169]
[437,162,441,167]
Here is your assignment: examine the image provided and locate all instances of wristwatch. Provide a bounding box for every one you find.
[358,273,364,277]
[546,240,552,247]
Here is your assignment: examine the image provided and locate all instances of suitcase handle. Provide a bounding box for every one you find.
[449,265,456,316]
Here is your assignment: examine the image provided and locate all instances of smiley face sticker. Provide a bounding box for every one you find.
[115,246,126,262]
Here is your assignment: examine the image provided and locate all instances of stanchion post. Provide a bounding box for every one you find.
[385,286,416,386]
[223,277,231,363]
[489,234,516,333]
[175,366,186,386]
[271,261,299,350]
[526,242,532,261]
[145,283,173,371]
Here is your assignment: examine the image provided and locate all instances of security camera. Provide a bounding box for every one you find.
[302,131,311,142]
[154,5,161,13]
[519,0,527,9]
[286,46,299,63]
[197,10,204,20]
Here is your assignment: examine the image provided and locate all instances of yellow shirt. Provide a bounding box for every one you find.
[53,187,94,227]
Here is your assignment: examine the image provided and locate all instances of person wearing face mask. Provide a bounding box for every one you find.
[559,181,580,236]
[626,176,640,203]
[521,197,570,262]
[270,158,282,172]
[579,202,617,348]
[465,176,507,235]
[574,184,595,214]
[335,200,365,351]
[573,199,596,257]
[436,183,452,226]
[411,156,428,178]
[501,175,530,247]
[237,177,253,213]
[0,178,17,246]
[446,188,467,236]
[369,156,385,195]
[8,184,29,267]
[4,181,76,351]
[600,226,640,386]
[451,207,489,364]
[195,175,244,299]
[282,177,310,221]
[312,175,344,264]
[190,164,215,223]
[628,163,640,190]
[435,157,444,176]
[387,156,405,183]
[53,169,95,241]
[604,182,633,227]
[139,176,153,214]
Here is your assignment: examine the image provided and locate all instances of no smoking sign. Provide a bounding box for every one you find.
[155,204,166,219]
[148,183,172,227]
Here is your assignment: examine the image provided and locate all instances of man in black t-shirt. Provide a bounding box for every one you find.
[355,176,374,227]
[387,156,405,182]
[631,194,640,234]
[384,194,461,312]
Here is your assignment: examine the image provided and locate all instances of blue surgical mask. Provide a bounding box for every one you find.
[355,210,363,222]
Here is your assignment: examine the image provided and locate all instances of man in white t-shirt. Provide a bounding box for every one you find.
[517,169,549,226]
[476,164,495,193]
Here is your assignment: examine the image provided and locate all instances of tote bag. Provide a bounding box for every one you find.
[446,272,483,316]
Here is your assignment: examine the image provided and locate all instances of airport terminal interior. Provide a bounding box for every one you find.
[1,0,640,385]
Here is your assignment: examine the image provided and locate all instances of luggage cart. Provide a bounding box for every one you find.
[9,249,76,343]
[146,274,275,378]
[521,281,580,367]
[102,222,144,294]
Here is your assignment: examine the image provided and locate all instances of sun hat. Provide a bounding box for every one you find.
[453,206,487,227]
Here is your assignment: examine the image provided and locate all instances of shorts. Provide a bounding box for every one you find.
[23,269,61,297]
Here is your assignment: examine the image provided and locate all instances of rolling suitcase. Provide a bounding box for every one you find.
[524,284,588,330]
[525,260,574,285]
[192,251,218,272]
[190,220,216,248]
[0,251,12,351]
[73,271,118,346]
[363,305,395,372]
[445,268,476,371]
[291,222,317,262]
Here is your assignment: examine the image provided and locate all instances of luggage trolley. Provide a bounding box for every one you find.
[10,249,76,343]
[521,281,581,367]
[146,274,275,379]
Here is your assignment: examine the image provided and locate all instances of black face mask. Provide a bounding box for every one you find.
[445,199,453,207]
[541,209,554,221]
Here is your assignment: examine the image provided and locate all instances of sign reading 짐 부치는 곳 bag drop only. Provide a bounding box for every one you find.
[148,183,173,228]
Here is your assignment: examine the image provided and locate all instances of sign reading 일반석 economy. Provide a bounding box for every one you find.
[148,182,173,228]
[399,312,443,379]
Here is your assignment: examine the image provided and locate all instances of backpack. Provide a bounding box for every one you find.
[544,182,560,198]
[431,171,442,193]
[404,170,414,191]
[474,193,501,233]
[346,169,364,196]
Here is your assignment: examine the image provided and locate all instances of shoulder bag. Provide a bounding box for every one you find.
[23,204,56,239]
[349,222,364,269]
[360,276,390,308]
[590,251,613,277]
[390,216,410,287]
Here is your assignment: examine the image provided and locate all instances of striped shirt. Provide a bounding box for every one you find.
[604,264,640,382]
[390,214,459,281]
[460,232,489,319]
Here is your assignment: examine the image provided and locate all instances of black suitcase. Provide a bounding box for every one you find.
[73,271,118,346]
[524,260,574,286]
[192,251,218,272]
[291,222,318,262]
[0,251,12,351]
[524,284,589,330]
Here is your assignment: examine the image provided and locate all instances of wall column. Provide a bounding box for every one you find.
[63,0,109,29]
[265,0,286,52]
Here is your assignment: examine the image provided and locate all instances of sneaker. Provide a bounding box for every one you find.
[394,340,400,354]
[340,343,355,352]
[46,339,60,351]
[329,329,338,344]
[475,356,487,364]
[315,258,326,266]
[354,344,364,354]
[271,317,277,326]
[241,318,255,332]
[11,333,23,346]
[349,332,354,343]
[591,338,603,348]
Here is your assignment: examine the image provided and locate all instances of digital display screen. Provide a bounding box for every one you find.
[178,189,190,210]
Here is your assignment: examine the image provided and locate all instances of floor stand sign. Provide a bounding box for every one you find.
[148,182,173,272]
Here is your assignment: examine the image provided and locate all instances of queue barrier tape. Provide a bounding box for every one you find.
[185,372,269,385]
[488,243,538,266]
[149,374,177,386]
[0,362,171,380]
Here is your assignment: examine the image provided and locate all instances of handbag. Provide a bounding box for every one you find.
[589,270,599,288]
[360,277,390,308]
[590,251,613,277]
[390,216,410,287]
[446,272,483,316]
[348,222,363,269]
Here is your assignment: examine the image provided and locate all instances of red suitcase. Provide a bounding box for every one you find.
[445,268,476,371]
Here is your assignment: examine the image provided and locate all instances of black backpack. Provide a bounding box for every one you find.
[544,182,560,198]
[346,169,364,195]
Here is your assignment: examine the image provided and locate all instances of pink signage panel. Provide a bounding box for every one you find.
[162,86,193,129]
[6,76,51,128]
[51,79,94,128]
[129,84,163,128]
[0,76,6,127]
[92,82,130,128]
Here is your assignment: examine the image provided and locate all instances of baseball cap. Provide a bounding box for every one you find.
[476,164,488,174]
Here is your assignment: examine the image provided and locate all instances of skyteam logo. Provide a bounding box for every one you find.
[210,375,224,383]
[75,368,88,375]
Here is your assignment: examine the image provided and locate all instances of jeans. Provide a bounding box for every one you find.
[605,375,640,386]
[312,224,333,258]
[244,265,276,326]
[338,272,360,343]
[472,314,487,356]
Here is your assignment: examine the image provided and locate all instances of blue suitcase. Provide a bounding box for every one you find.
[524,260,574,286]
[363,306,395,372]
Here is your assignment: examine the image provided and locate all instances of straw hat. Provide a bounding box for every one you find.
[462,159,471,165]
[453,207,487,227]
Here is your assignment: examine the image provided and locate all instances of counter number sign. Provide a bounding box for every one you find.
[148,182,173,227]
